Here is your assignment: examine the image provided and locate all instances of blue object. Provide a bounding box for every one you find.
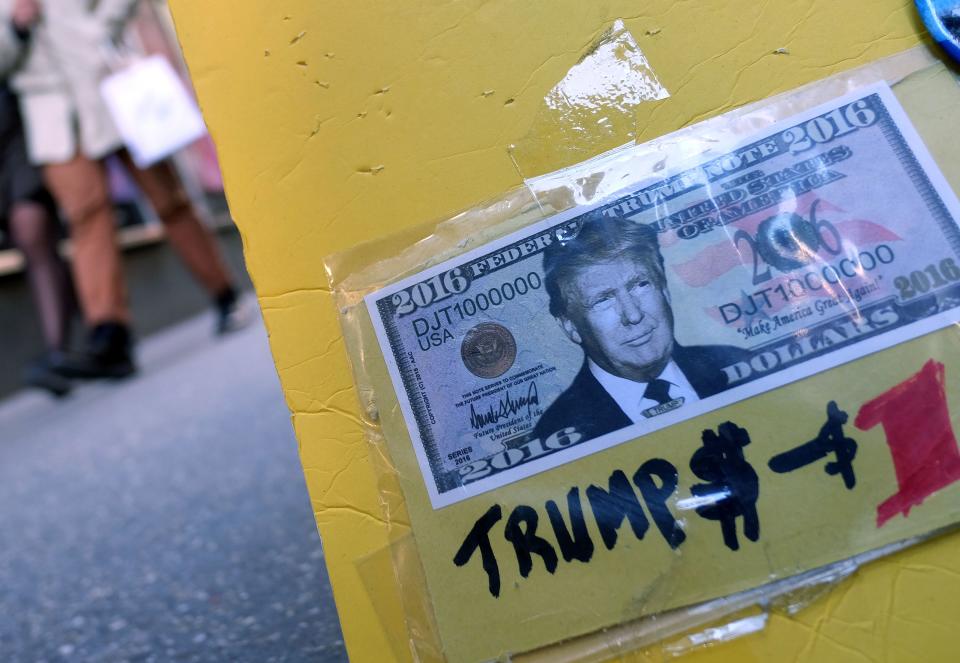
[916,0,960,63]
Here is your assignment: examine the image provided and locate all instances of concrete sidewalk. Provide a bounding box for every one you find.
[0,301,347,662]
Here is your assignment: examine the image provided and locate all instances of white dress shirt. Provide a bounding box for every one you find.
[588,359,700,424]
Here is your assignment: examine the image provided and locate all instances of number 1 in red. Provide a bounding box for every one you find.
[855,360,960,527]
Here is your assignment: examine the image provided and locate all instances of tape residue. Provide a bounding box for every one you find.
[509,18,669,180]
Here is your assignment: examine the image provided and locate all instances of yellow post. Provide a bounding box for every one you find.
[167,1,960,660]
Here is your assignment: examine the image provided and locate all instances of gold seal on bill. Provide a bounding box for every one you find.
[461,323,517,379]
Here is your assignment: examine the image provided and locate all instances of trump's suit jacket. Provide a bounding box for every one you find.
[531,344,752,442]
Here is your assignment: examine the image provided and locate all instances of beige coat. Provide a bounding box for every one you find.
[0,0,139,165]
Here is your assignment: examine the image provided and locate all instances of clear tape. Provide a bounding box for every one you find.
[662,612,769,657]
[508,19,669,183]
[510,530,950,663]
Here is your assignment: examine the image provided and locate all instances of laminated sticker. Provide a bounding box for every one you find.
[328,55,960,662]
[367,83,960,508]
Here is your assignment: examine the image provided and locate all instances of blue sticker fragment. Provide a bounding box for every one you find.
[916,0,960,63]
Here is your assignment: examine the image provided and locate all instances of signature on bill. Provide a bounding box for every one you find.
[469,382,540,430]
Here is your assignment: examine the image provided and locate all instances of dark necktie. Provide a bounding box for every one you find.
[643,378,673,405]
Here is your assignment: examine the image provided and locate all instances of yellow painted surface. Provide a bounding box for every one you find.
[167,1,960,660]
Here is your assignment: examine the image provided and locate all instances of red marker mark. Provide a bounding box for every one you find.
[855,360,960,527]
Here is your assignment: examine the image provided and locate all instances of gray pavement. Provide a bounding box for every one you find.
[0,302,348,663]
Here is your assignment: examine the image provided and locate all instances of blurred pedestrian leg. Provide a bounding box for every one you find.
[2,0,248,382]
[43,154,129,327]
[8,198,71,350]
[118,151,236,317]
[0,84,74,396]
[44,149,246,379]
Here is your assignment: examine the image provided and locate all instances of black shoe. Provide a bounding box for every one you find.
[214,287,250,336]
[23,352,72,397]
[51,322,137,380]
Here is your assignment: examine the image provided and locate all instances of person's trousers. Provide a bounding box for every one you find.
[43,151,232,326]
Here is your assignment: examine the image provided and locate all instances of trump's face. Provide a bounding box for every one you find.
[558,254,674,382]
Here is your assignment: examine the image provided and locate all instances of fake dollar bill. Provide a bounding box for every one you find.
[367,82,960,508]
